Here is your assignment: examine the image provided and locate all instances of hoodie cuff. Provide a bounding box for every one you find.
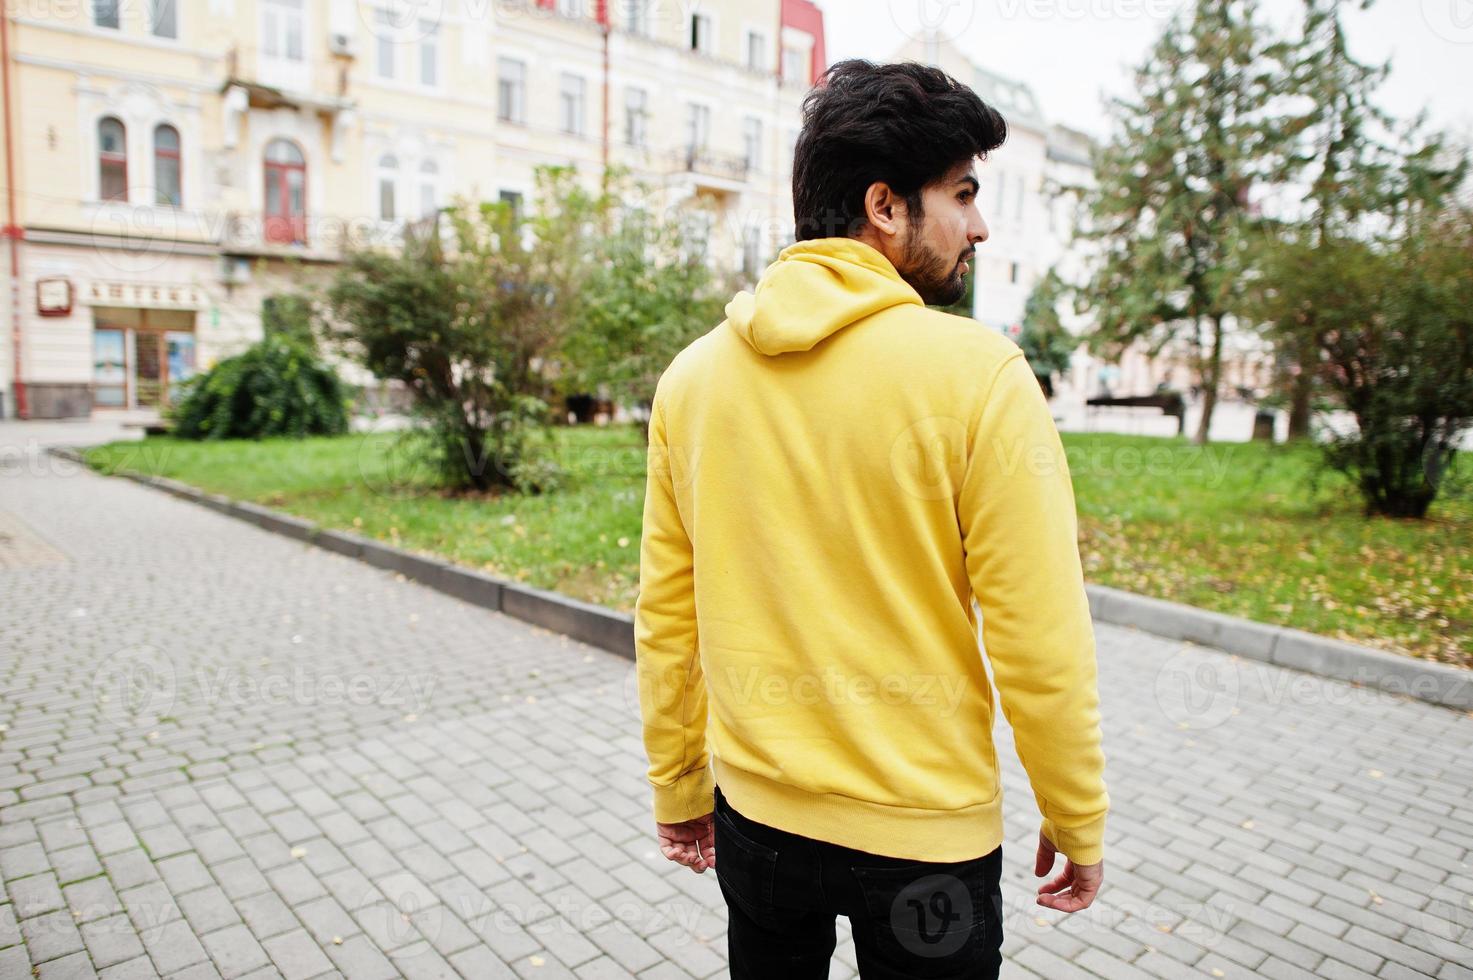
[1041,814,1106,867]
[651,765,715,824]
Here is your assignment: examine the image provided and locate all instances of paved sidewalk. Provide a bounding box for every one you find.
[1,437,1471,979]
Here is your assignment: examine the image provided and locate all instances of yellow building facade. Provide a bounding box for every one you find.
[0,0,825,418]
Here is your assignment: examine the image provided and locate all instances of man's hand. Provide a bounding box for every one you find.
[657,813,715,874]
[1035,828,1103,912]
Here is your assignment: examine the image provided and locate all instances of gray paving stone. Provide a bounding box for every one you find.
[3,437,1473,979]
[260,928,334,980]
[81,911,148,969]
[200,922,271,979]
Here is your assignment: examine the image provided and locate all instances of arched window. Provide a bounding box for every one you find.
[98,117,127,202]
[377,154,398,221]
[154,124,181,206]
[418,159,439,218]
[263,138,306,244]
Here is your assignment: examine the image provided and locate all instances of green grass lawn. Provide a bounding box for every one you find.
[84,427,1472,668]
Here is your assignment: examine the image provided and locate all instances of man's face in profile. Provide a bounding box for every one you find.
[896,161,988,307]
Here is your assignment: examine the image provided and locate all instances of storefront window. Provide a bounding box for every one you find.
[93,328,127,407]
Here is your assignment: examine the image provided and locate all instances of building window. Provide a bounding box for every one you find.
[419,20,439,86]
[743,117,762,173]
[690,13,713,55]
[625,87,647,148]
[497,58,526,124]
[626,0,649,35]
[557,0,587,16]
[994,170,1006,215]
[499,189,524,222]
[1015,174,1026,221]
[418,20,438,85]
[784,128,799,176]
[419,160,439,217]
[742,226,761,280]
[1010,262,1020,284]
[781,45,805,83]
[93,0,120,29]
[153,125,181,206]
[263,138,307,244]
[685,103,710,154]
[559,73,585,137]
[745,31,766,71]
[150,0,177,39]
[377,155,398,221]
[262,0,305,62]
[98,117,127,202]
[375,8,395,78]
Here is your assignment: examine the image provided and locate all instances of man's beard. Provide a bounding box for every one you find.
[899,221,970,307]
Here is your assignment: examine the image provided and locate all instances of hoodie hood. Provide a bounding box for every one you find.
[725,238,924,355]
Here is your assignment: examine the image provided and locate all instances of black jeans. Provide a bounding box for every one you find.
[713,783,1004,979]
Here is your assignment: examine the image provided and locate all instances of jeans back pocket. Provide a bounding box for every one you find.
[850,850,1002,976]
[713,794,780,926]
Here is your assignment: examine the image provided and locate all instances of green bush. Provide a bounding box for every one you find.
[169,335,352,440]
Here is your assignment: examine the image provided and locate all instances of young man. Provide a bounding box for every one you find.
[635,59,1108,979]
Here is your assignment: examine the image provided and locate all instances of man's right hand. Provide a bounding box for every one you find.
[1034,828,1103,912]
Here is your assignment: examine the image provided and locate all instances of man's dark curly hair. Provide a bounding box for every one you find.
[792,59,1008,242]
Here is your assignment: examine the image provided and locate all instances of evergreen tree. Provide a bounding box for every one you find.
[1018,269,1076,398]
[1078,0,1291,444]
[1273,0,1392,439]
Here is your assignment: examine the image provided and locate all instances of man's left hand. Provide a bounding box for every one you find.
[657,813,715,874]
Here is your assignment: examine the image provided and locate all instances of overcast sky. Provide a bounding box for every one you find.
[815,0,1473,145]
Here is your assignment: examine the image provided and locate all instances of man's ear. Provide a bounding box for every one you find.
[864,181,903,239]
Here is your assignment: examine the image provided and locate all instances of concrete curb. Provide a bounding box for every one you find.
[53,447,1470,712]
[1085,585,1472,711]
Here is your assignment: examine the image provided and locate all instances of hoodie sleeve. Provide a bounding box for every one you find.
[958,351,1109,866]
[634,392,715,823]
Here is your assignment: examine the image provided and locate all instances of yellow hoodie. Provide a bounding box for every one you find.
[635,237,1109,865]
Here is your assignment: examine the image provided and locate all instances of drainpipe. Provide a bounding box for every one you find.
[1,7,25,419]
[598,0,610,188]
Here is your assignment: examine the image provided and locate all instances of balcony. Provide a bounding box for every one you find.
[670,147,751,194]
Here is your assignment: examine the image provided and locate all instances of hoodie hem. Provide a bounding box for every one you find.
[712,756,1005,863]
